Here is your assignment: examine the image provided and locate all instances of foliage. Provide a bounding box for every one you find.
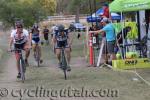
[0,0,56,28]
[56,0,110,14]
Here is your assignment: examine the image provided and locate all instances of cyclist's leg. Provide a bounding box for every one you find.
[32,40,36,52]
[32,40,38,59]
[37,43,43,63]
[65,47,71,65]
[55,48,61,63]
[15,53,21,78]
[55,44,61,67]
[65,46,71,71]
[24,42,30,65]
[14,43,23,78]
[15,52,20,73]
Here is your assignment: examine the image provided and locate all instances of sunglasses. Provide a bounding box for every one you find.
[17,27,22,28]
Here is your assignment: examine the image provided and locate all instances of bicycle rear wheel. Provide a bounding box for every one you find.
[19,59,25,83]
[61,49,68,80]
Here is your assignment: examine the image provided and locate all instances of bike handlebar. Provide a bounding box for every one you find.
[8,48,31,52]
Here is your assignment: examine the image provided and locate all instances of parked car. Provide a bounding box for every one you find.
[69,22,86,32]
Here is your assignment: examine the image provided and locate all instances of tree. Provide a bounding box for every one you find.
[39,0,56,15]
[0,0,56,28]
[66,0,88,22]
[63,0,107,22]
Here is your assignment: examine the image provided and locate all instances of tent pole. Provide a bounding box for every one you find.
[145,10,150,35]
[121,12,125,59]
[137,11,141,41]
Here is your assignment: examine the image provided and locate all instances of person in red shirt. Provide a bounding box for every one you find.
[101,3,110,18]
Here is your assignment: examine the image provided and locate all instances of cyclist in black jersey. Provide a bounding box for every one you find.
[53,25,73,71]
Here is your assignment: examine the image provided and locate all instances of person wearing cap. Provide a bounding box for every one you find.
[9,21,31,78]
[52,24,73,71]
[89,18,116,64]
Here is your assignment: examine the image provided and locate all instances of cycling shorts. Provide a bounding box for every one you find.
[55,40,70,49]
[14,42,26,49]
[32,38,40,44]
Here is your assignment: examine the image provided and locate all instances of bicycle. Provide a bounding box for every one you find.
[60,47,68,80]
[9,49,26,83]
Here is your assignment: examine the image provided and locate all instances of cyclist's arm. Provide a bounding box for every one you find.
[29,32,32,40]
[27,35,31,48]
[9,31,14,49]
[39,29,43,38]
[9,37,13,49]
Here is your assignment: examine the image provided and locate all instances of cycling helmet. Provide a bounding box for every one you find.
[15,21,23,28]
[57,24,65,32]
[33,24,38,29]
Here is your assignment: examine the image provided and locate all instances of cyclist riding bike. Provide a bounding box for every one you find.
[30,24,43,63]
[9,21,31,78]
[53,24,73,71]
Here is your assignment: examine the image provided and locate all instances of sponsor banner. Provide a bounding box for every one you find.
[112,58,150,70]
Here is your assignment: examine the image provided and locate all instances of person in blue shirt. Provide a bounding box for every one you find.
[89,18,116,63]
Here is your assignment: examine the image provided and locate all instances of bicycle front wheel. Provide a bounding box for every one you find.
[20,59,25,83]
[61,49,68,80]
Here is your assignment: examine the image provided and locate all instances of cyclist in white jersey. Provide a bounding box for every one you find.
[9,21,31,78]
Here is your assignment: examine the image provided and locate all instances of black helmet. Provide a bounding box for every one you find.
[15,21,23,28]
[32,24,38,29]
[58,24,65,32]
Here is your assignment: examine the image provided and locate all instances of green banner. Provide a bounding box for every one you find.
[110,0,150,12]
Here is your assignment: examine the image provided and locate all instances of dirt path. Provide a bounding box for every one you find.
[0,31,90,100]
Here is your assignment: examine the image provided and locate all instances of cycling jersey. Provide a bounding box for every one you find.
[43,28,49,40]
[43,29,49,34]
[11,29,29,45]
[55,30,68,41]
[31,29,40,44]
[54,30,69,48]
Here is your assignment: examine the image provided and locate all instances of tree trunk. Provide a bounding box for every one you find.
[75,7,80,23]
